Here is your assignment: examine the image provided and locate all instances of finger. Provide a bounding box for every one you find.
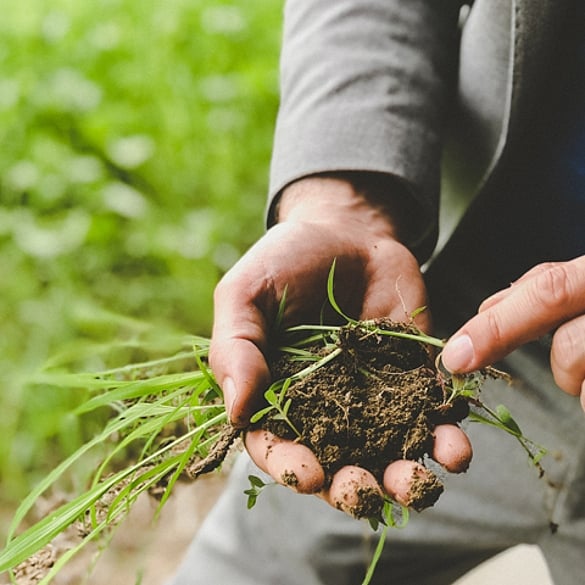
[210,328,271,427]
[478,262,560,312]
[210,223,325,425]
[509,262,561,286]
[431,424,473,473]
[442,257,585,372]
[209,264,274,426]
[550,314,585,396]
[323,465,384,518]
[383,460,443,511]
[245,429,325,494]
[244,429,283,474]
[432,424,473,473]
[581,380,585,413]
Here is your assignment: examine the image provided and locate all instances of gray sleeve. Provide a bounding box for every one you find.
[268,0,462,258]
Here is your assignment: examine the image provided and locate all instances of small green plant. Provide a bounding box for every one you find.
[250,378,302,438]
[362,500,410,585]
[469,402,547,471]
[0,336,233,583]
[244,474,272,509]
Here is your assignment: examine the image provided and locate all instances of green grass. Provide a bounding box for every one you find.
[0,0,281,509]
[0,339,229,578]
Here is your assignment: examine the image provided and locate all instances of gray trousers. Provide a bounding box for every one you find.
[169,344,585,585]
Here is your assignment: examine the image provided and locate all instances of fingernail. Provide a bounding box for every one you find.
[222,377,236,418]
[442,334,474,372]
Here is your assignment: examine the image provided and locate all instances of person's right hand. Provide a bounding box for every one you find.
[442,256,585,413]
[209,174,472,513]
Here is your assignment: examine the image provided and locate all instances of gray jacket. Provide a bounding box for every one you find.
[267,0,572,325]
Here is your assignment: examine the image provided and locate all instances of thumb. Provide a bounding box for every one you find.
[210,336,270,427]
[209,275,272,427]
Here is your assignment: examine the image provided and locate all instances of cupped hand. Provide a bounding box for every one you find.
[209,175,473,514]
[442,256,585,412]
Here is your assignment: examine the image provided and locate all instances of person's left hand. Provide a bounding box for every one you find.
[209,175,473,515]
[442,255,585,412]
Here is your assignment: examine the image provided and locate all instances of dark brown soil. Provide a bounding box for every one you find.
[259,319,468,516]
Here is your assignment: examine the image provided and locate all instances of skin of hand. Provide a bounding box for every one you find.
[442,256,585,413]
[210,174,473,510]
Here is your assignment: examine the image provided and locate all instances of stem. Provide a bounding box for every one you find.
[285,324,341,334]
[285,321,445,349]
[278,410,302,439]
[360,321,445,348]
[362,524,389,585]
[289,347,342,381]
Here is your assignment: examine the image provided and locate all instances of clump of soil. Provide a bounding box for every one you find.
[258,319,468,516]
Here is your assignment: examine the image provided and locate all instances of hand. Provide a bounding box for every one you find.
[210,175,430,424]
[210,174,473,513]
[442,256,585,412]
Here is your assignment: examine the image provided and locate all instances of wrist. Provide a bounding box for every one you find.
[276,173,406,239]
[277,173,408,242]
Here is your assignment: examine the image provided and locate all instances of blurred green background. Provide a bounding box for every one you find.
[0,0,281,514]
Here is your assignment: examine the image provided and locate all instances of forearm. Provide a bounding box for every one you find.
[268,0,463,261]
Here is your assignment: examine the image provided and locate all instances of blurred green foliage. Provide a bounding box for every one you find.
[0,0,281,504]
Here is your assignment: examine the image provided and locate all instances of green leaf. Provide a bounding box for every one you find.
[368,517,380,531]
[532,448,547,465]
[278,378,291,401]
[496,404,522,435]
[326,259,354,323]
[393,504,410,529]
[245,475,269,509]
[264,386,279,405]
[73,371,203,415]
[248,475,266,488]
[410,306,428,319]
[249,405,274,423]
[193,346,222,402]
[273,285,289,332]
[0,411,227,571]
[282,397,292,416]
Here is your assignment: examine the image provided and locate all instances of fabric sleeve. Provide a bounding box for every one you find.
[267,0,463,261]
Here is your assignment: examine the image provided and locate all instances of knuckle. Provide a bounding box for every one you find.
[212,279,227,307]
[530,261,558,275]
[551,322,583,373]
[213,271,235,301]
[550,317,585,395]
[532,264,574,309]
[485,309,507,348]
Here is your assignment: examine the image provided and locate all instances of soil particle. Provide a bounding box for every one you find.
[280,471,299,488]
[405,468,444,512]
[335,484,384,519]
